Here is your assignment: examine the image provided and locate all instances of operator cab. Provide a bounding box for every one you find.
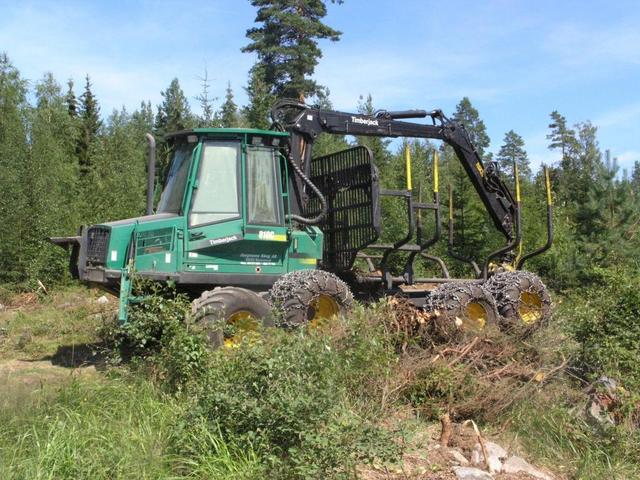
[160,129,289,228]
[142,128,322,287]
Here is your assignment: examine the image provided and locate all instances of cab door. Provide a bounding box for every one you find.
[184,140,246,274]
[240,145,289,273]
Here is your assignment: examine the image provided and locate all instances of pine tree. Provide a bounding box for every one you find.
[195,68,217,127]
[574,150,636,266]
[547,111,577,169]
[242,0,342,100]
[78,75,102,175]
[220,82,239,127]
[496,130,531,180]
[243,64,275,129]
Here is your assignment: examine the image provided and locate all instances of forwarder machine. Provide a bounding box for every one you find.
[51,99,553,347]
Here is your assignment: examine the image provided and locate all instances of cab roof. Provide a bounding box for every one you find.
[165,128,289,140]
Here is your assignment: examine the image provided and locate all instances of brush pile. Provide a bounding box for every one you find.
[382,296,567,422]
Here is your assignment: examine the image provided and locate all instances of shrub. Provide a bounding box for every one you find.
[186,312,400,479]
[569,268,640,391]
[100,282,209,391]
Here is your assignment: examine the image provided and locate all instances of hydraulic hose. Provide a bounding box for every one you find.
[285,152,328,225]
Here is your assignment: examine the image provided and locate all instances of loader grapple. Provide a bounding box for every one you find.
[306,146,380,272]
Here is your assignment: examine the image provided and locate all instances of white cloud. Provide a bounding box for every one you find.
[616,150,640,169]
[544,22,640,67]
[595,102,640,128]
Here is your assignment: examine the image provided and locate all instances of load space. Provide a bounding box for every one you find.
[51,101,554,349]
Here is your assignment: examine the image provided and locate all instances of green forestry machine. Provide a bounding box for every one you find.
[51,99,553,346]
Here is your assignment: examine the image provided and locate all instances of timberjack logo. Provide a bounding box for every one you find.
[350,116,379,126]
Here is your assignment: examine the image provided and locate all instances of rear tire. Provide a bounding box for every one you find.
[192,287,273,348]
[268,270,354,328]
[427,282,499,340]
[484,271,551,335]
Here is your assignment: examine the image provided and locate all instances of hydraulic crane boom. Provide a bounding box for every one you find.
[271,99,517,242]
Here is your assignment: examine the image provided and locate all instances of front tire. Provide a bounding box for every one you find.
[192,287,273,348]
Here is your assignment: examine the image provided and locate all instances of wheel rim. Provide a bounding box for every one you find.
[462,302,488,331]
[224,310,261,347]
[307,294,340,327]
[519,292,543,325]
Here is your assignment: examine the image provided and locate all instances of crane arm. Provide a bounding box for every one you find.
[271,99,517,241]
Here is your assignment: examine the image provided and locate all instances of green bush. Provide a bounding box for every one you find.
[186,312,400,479]
[569,268,640,391]
[100,282,209,391]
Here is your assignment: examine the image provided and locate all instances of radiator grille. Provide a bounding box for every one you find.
[306,146,380,271]
[86,226,110,266]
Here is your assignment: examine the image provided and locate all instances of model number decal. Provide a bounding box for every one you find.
[257,230,287,241]
[258,230,275,240]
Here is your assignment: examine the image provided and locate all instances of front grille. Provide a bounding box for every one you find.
[86,226,110,266]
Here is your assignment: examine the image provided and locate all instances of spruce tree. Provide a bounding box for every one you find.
[220,82,240,127]
[452,97,490,157]
[496,130,531,180]
[441,97,496,271]
[64,79,78,117]
[243,64,275,129]
[78,75,102,175]
[154,78,193,137]
[195,68,217,127]
[154,78,194,180]
[356,94,391,167]
[242,0,342,100]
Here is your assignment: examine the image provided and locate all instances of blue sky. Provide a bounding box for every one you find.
[1,0,639,171]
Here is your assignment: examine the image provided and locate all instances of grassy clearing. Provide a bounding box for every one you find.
[2,283,640,479]
[0,286,111,361]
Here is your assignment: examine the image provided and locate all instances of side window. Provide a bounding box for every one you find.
[246,147,282,225]
[190,142,240,226]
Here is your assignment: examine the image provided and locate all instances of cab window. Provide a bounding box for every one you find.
[246,146,282,225]
[157,143,193,214]
[190,142,240,226]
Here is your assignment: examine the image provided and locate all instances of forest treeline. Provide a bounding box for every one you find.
[1,0,639,291]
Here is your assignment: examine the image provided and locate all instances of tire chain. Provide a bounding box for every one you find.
[426,281,498,317]
[267,270,353,328]
[484,270,551,331]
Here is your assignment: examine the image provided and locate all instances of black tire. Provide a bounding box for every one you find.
[484,271,551,335]
[191,287,273,348]
[427,282,499,340]
[268,270,354,328]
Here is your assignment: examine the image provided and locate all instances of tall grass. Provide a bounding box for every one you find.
[0,375,259,480]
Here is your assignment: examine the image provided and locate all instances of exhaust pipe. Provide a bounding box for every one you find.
[145,133,156,215]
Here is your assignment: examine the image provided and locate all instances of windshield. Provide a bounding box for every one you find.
[157,143,194,214]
